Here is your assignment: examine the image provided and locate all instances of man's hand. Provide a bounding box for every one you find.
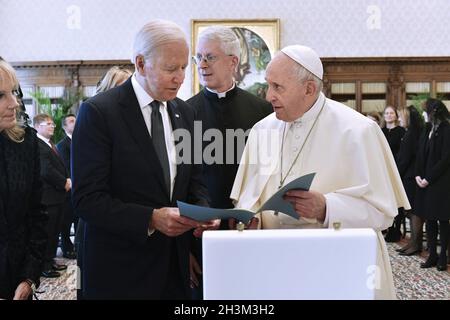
[13,281,32,300]
[65,178,72,192]
[193,219,221,238]
[150,207,200,237]
[283,189,326,222]
[189,252,202,288]
[228,217,259,230]
[415,176,429,188]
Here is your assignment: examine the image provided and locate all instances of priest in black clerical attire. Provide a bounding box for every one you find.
[187,26,272,299]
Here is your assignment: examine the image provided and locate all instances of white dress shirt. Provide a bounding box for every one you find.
[131,73,177,200]
[37,133,52,148]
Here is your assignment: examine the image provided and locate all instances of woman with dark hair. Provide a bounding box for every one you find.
[382,105,406,242]
[0,59,48,299]
[415,98,450,271]
[396,106,425,256]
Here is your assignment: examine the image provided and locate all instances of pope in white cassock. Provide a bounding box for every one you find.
[230,45,410,299]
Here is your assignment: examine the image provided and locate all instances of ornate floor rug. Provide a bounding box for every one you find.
[35,242,449,300]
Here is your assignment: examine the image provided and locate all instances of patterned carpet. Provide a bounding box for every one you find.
[35,242,449,300]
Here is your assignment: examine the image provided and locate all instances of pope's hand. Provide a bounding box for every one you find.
[150,207,200,237]
[193,219,221,237]
[283,189,326,223]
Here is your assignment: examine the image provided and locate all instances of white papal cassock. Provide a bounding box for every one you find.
[230,92,410,300]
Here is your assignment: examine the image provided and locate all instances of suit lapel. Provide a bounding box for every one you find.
[38,139,66,171]
[118,79,169,200]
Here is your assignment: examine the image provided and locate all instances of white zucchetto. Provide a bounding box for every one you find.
[281,45,323,80]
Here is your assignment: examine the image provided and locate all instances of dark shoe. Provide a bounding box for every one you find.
[63,251,77,259]
[436,264,448,271]
[52,263,67,271]
[396,245,410,253]
[41,270,61,278]
[399,248,421,256]
[420,256,438,268]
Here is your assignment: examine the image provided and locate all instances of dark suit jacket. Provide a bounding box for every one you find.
[0,128,48,299]
[415,121,450,220]
[37,138,68,206]
[71,78,208,299]
[56,135,71,173]
[396,126,422,205]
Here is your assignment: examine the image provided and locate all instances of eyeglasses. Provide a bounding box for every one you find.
[0,89,21,99]
[39,122,56,128]
[192,54,234,65]
[12,89,21,98]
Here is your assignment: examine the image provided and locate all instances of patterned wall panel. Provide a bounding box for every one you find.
[1,0,449,99]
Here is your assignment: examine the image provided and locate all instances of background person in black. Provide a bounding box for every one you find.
[56,114,77,259]
[415,98,450,271]
[382,105,406,159]
[34,113,71,278]
[382,105,406,242]
[395,106,425,256]
[187,26,272,299]
[0,59,47,300]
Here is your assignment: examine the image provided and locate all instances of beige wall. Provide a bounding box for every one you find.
[1,0,449,99]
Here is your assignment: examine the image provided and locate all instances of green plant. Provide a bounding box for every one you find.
[408,93,446,109]
[31,89,81,143]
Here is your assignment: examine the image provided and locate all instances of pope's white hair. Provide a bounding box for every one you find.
[291,59,323,96]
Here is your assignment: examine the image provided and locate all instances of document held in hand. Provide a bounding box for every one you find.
[177,172,315,223]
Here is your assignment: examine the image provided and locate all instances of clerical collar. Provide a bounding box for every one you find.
[290,92,325,125]
[131,73,167,109]
[205,82,236,99]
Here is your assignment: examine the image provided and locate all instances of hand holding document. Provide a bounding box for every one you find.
[178,173,316,223]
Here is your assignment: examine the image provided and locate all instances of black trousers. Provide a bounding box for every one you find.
[43,203,64,270]
[162,240,188,300]
[60,194,78,253]
[426,219,449,263]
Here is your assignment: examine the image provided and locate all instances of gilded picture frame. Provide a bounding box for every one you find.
[191,19,280,99]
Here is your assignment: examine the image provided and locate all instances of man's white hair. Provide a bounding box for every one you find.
[132,19,187,65]
[197,26,240,60]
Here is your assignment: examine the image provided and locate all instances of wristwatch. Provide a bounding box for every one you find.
[25,279,37,294]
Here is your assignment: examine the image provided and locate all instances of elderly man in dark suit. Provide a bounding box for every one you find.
[56,114,77,259]
[34,113,71,278]
[72,20,213,299]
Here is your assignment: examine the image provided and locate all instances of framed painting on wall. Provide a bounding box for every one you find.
[191,19,280,99]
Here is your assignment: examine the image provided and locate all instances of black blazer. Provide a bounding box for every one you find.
[56,135,71,173]
[187,87,272,209]
[71,78,208,299]
[0,128,48,299]
[37,139,68,206]
[415,121,450,220]
[396,127,422,205]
